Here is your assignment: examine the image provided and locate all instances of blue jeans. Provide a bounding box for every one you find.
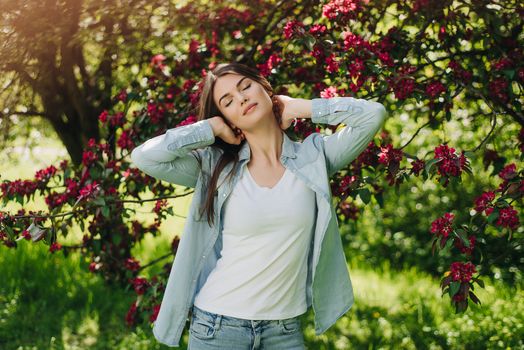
[188,305,306,349]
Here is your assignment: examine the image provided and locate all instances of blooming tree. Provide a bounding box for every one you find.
[1,0,523,327]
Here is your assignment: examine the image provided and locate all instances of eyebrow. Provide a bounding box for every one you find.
[218,76,249,105]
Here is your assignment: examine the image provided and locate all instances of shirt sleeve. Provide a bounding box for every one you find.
[311,97,387,177]
[130,119,215,188]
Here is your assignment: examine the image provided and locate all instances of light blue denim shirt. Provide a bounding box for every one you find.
[130,97,387,347]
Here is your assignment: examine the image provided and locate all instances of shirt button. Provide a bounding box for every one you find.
[202,255,206,258]
[223,193,226,197]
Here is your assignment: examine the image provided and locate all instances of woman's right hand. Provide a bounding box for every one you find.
[208,117,245,145]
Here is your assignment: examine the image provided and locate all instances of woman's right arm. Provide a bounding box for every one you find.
[130,118,225,188]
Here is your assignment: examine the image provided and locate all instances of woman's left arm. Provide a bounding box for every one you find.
[278,96,387,178]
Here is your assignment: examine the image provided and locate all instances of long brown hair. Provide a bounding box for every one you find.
[193,62,282,227]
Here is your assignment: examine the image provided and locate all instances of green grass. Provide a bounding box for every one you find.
[1,137,522,349]
[0,242,522,350]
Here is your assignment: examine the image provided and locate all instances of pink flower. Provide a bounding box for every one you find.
[309,24,327,36]
[283,20,304,39]
[322,0,361,21]
[150,54,167,69]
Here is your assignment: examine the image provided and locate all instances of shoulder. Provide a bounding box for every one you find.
[300,132,324,152]
[291,132,324,165]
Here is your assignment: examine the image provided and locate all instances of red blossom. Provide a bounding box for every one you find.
[150,304,161,323]
[309,24,327,36]
[82,150,98,167]
[474,191,495,213]
[433,144,469,185]
[450,261,476,283]
[426,81,446,99]
[131,277,149,295]
[125,301,138,326]
[124,257,141,272]
[498,163,517,181]
[98,110,109,123]
[448,60,473,83]
[491,57,513,70]
[35,165,57,182]
[430,212,455,238]
[77,181,100,201]
[283,20,304,39]
[49,242,62,253]
[325,53,340,74]
[410,159,425,176]
[488,77,509,103]
[496,206,519,230]
[150,54,167,69]
[322,0,361,21]
[110,112,126,127]
[341,31,371,51]
[454,235,476,256]
[153,199,168,214]
[117,130,135,151]
[378,144,403,165]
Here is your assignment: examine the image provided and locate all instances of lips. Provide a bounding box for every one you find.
[243,103,257,115]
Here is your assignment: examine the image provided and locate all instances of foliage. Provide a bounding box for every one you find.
[0,0,523,332]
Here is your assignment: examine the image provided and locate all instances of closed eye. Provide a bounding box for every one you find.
[225,84,251,107]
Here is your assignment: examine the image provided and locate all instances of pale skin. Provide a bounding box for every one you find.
[209,73,313,188]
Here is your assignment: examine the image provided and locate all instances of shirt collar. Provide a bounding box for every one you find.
[238,131,296,161]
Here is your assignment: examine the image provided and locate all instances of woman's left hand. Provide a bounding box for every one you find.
[274,94,297,130]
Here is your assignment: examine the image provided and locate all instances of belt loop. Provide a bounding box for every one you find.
[215,313,222,330]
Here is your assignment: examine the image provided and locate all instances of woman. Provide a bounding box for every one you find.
[130,62,387,349]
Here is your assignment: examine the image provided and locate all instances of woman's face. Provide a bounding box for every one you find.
[212,73,273,131]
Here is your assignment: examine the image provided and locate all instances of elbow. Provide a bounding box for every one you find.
[130,146,142,168]
[374,102,387,125]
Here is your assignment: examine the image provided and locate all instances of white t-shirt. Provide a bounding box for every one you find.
[194,165,316,319]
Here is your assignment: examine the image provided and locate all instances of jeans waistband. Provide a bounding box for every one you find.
[191,305,299,328]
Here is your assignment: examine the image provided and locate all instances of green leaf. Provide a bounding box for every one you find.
[358,188,371,204]
[473,278,485,289]
[425,158,439,174]
[449,281,460,297]
[487,210,499,223]
[441,238,454,255]
[303,35,316,51]
[92,197,106,206]
[101,206,110,218]
[112,233,122,245]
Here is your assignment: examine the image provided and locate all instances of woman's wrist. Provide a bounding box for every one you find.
[208,117,225,137]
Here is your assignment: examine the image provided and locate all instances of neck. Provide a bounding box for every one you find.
[244,118,283,166]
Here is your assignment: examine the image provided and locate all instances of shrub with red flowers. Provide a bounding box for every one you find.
[0,0,522,328]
